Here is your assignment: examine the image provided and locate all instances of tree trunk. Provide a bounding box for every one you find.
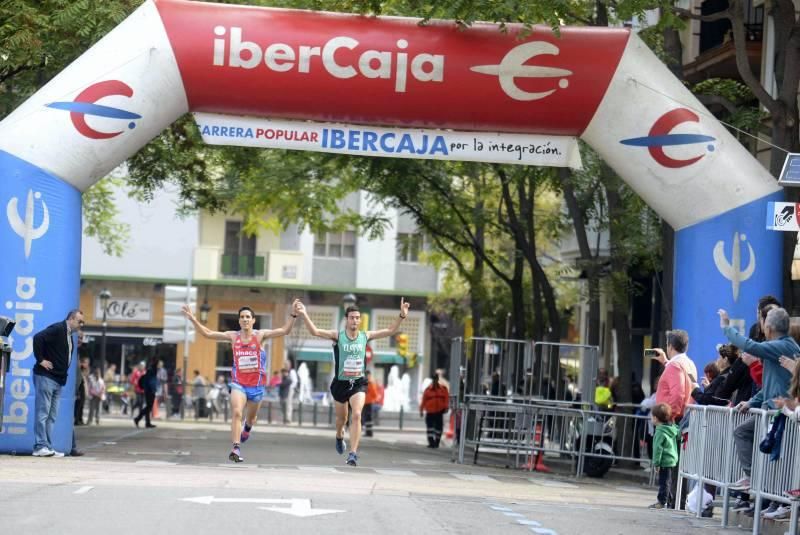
[560,169,601,348]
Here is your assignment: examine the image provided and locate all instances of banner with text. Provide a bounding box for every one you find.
[194,114,582,168]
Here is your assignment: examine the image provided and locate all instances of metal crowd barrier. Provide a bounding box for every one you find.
[456,396,653,480]
[677,404,800,534]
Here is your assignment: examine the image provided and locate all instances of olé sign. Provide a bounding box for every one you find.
[95,297,153,322]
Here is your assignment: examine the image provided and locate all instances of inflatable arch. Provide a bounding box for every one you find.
[0,0,782,453]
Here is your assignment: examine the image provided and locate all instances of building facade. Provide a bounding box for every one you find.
[80,186,439,402]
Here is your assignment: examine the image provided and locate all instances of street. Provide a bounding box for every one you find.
[0,418,733,534]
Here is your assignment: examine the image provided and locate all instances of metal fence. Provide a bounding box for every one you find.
[677,404,800,534]
[449,337,599,404]
[455,396,653,481]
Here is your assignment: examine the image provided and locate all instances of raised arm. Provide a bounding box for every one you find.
[182,304,233,342]
[260,299,301,341]
[367,298,410,341]
[296,301,337,341]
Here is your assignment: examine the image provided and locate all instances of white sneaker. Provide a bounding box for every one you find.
[32,447,55,457]
[764,505,790,520]
[51,451,65,458]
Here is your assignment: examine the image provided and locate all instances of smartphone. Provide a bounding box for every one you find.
[644,349,659,357]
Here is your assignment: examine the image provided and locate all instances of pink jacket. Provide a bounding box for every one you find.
[656,359,694,420]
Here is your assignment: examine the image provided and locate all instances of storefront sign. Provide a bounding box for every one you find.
[95,297,153,322]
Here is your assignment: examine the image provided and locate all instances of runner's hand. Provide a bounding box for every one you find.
[400,297,410,317]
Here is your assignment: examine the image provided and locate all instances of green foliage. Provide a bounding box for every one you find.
[81,176,131,257]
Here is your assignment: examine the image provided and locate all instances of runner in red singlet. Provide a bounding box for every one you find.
[183,300,300,462]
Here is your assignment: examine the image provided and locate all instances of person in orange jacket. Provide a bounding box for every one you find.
[363,371,379,437]
[420,373,449,448]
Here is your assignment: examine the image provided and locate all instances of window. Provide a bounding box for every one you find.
[314,231,356,258]
[397,233,424,263]
[223,221,258,276]
[215,312,271,373]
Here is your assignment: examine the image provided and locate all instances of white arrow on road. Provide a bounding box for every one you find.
[182,496,344,517]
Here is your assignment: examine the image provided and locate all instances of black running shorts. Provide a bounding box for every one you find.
[330,377,368,403]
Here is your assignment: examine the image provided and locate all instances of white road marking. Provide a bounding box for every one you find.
[74,486,93,494]
[374,469,417,477]
[517,519,542,527]
[490,506,512,511]
[452,473,493,481]
[182,496,344,517]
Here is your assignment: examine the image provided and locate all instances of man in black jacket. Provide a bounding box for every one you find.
[32,309,84,457]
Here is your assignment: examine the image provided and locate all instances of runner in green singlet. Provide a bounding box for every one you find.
[296,298,410,466]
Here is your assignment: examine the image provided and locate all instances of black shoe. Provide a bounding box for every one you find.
[133,418,140,428]
[145,424,156,428]
[70,449,85,457]
[701,506,714,518]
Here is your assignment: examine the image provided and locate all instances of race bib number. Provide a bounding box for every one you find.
[342,357,362,377]
[238,355,259,371]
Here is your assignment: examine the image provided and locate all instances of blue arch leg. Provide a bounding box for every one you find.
[0,150,81,454]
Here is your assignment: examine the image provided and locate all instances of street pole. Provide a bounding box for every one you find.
[101,308,108,376]
[182,250,194,417]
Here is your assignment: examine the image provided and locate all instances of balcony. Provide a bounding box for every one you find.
[221,254,265,278]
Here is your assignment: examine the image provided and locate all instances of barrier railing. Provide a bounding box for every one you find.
[677,404,800,534]
[456,396,654,481]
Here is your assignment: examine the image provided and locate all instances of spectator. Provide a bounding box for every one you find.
[32,309,84,457]
[714,344,753,406]
[691,362,728,406]
[130,361,145,419]
[134,358,158,428]
[87,367,106,425]
[652,329,696,510]
[363,371,378,437]
[648,403,679,509]
[595,369,614,410]
[156,360,168,415]
[74,357,90,425]
[719,306,799,494]
[652,330,697,422]
[193,370,208,418]
[171,369,184,417]
[420,373,450,448]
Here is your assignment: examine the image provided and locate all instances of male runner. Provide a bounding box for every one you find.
[183,300,299,462]
[296,298,410,466]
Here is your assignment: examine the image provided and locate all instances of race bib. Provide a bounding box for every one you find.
[342,357,363,377]
[238,355,259,371]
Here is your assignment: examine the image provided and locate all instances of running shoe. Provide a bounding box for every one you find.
[346,452,358,467]
[240,427,250,443]
[229,446,244,463]
[335,436,346,455]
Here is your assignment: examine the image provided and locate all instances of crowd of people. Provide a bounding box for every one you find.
[637,295,800,522]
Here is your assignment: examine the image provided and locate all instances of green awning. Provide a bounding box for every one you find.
[373,353,405,365]
[295,349,332,362]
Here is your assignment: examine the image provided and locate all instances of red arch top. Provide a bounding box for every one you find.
[156,0,630,136]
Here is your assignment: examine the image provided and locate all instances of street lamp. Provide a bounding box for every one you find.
[98,288,111,375]
[199,299,211,324]
[341,293,357,311]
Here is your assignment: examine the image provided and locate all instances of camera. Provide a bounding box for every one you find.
[643,348,659,357]
[0,316,15,338]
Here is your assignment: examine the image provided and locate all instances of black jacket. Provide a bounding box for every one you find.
[691,371,730,406]
[33,321,74,386]
[715,359,754,406]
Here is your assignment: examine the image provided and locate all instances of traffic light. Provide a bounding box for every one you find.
[396,333,408,358]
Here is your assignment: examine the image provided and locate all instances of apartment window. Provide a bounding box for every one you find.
[314,231,356,258]
[223,221,258,276]
[397,233,424,263]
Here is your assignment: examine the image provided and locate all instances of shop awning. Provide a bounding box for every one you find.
[373,353,405,365]
[295,348,332,362]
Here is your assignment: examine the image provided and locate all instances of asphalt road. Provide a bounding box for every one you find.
[0,418,736,534]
